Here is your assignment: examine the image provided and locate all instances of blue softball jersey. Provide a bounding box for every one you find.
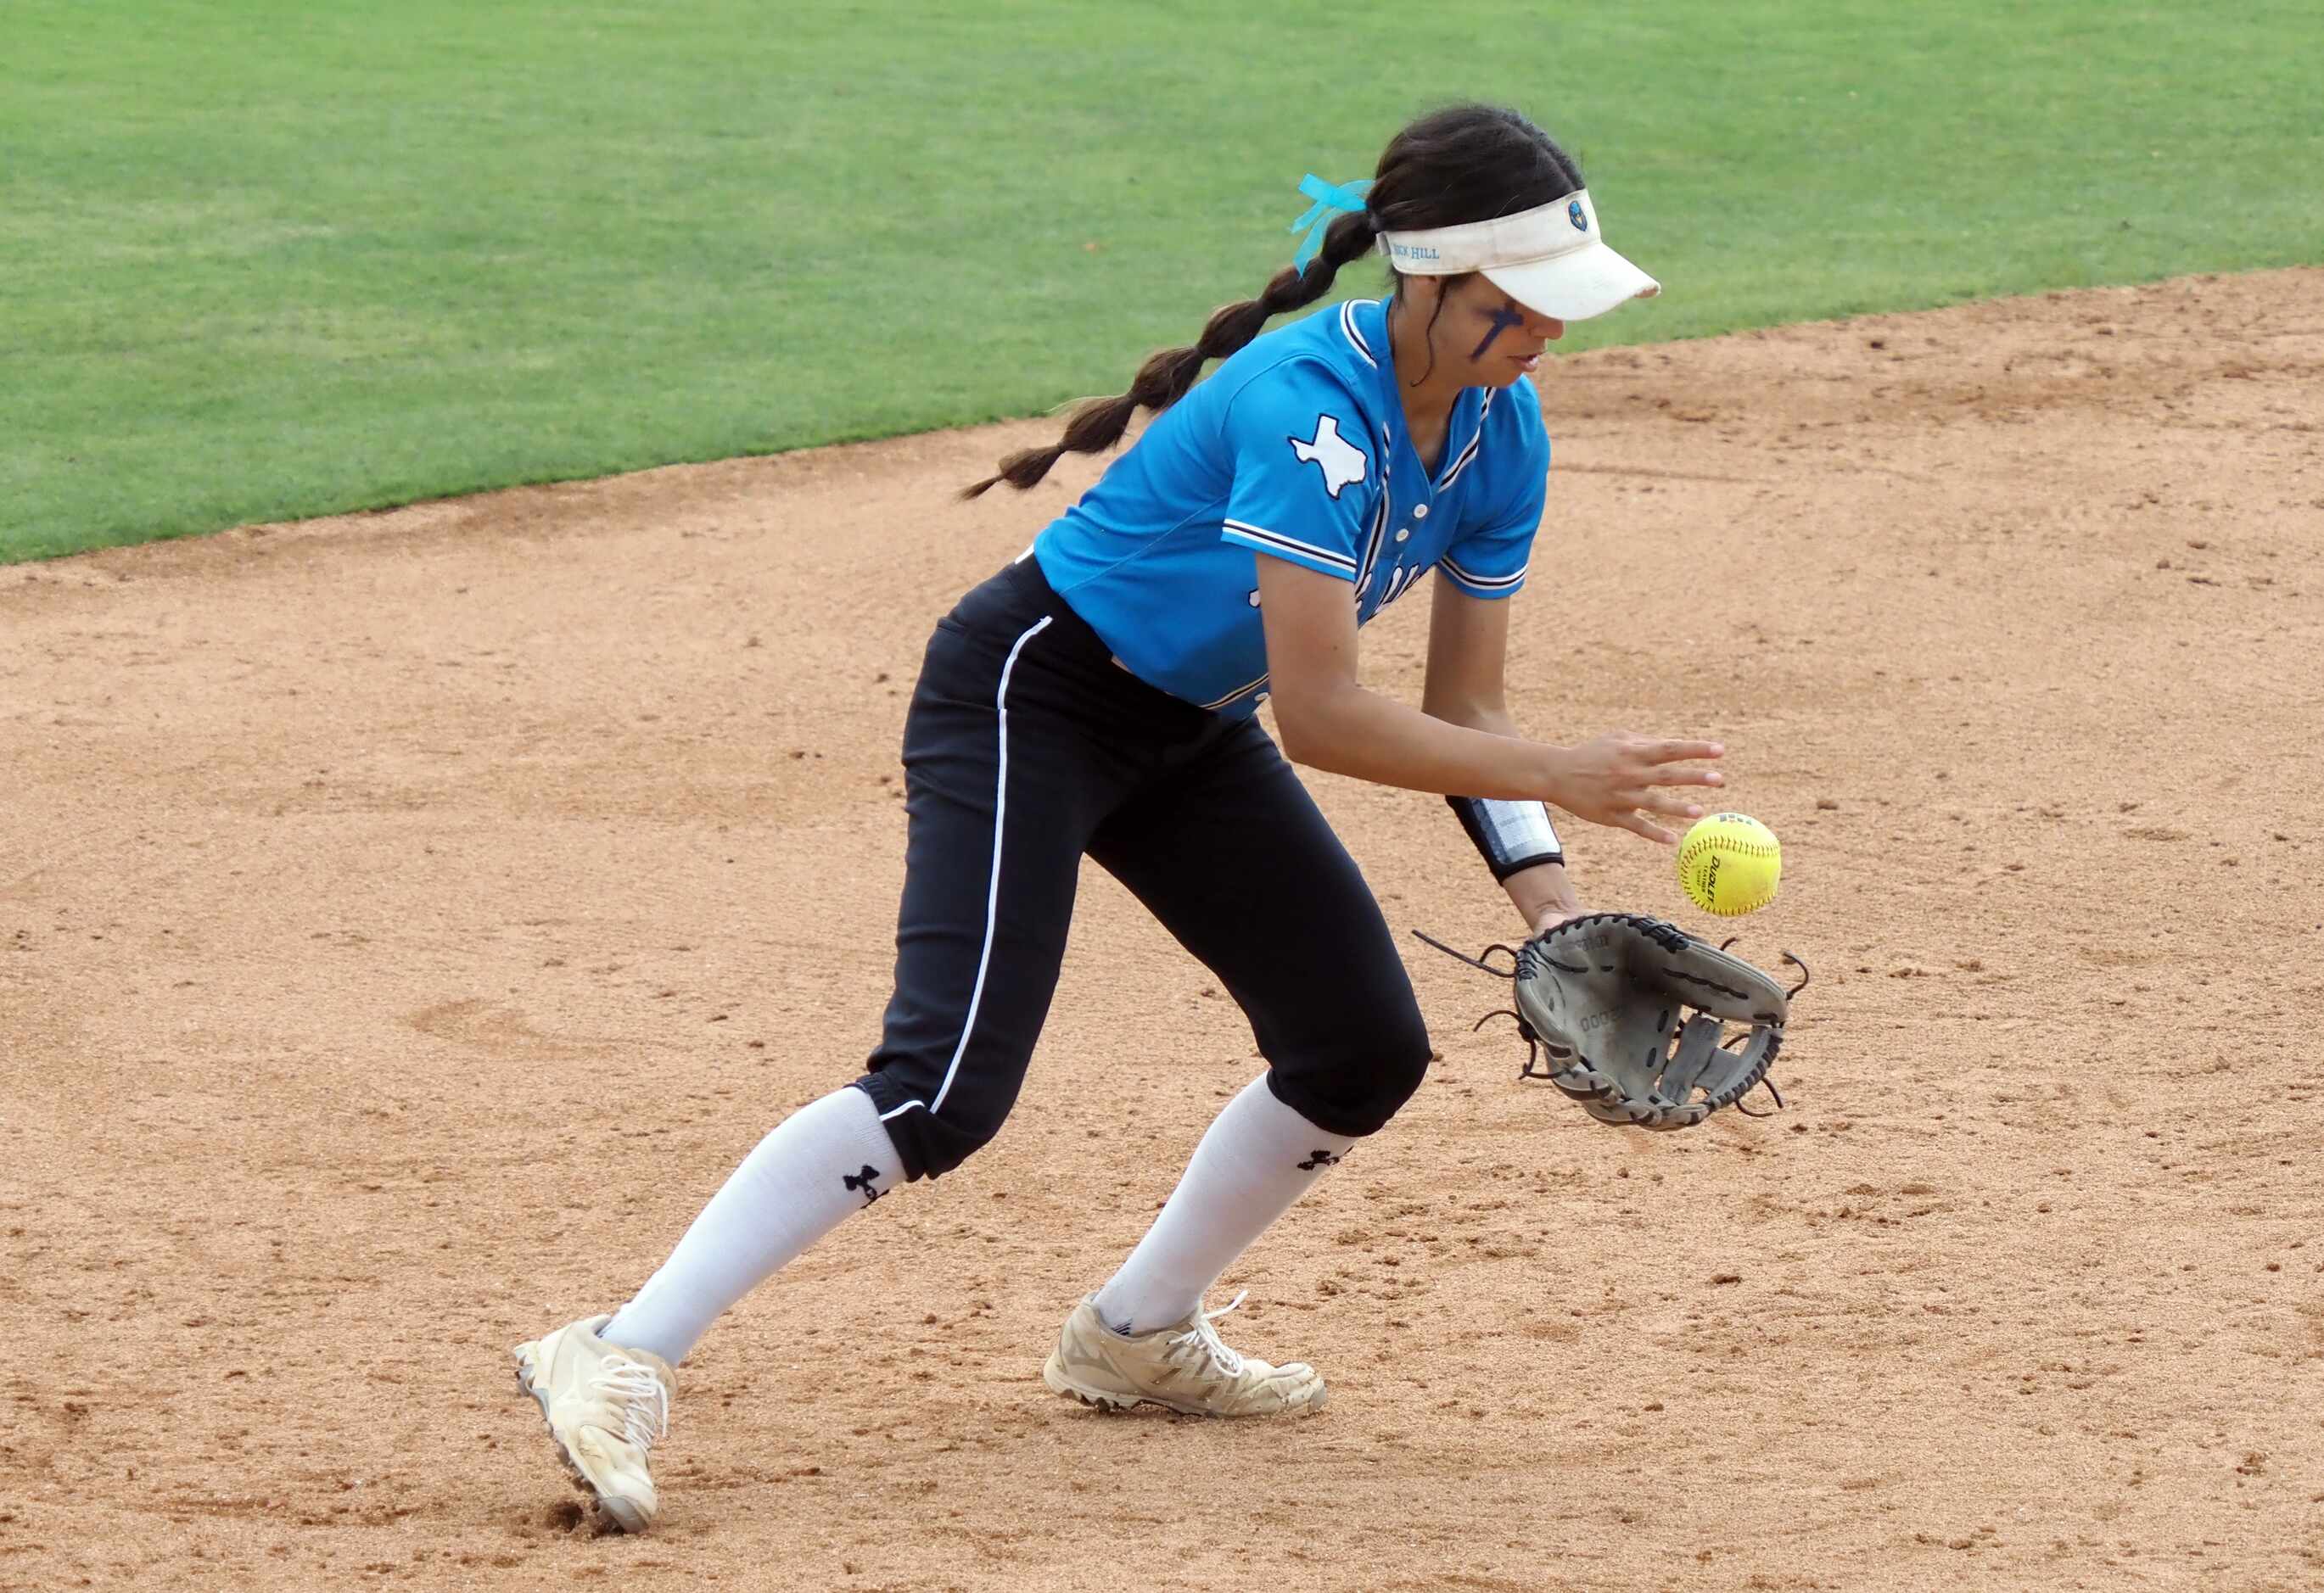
[1031,294,1550,718]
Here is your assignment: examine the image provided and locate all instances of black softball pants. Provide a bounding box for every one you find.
[852,554,1433,1180]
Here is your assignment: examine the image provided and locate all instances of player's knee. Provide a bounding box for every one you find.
[854,1067,1022,1181]
[878,1101,1012,1181]
[910,1115,1005,1179]
[1268,1003,1433,1138]
[1362,1015,1436,1128]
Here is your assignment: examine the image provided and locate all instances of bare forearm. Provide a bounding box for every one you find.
[1274,682,1556,800]
[1502,858,1582,929]
[1259,562,1720,840]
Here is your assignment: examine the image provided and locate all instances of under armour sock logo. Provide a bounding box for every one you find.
[1296,1149,1342,1171]
[843,1165,886,1206]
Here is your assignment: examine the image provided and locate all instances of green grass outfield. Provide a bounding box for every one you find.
[4,2,2317,562]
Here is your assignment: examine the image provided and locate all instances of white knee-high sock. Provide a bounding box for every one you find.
[1091,1074,1356,1335]
[602,1086,903,1365]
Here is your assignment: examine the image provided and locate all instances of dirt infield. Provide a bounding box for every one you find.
[5,268,2321,1591]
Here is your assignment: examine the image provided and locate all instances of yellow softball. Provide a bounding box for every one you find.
[1677,813,1782,916]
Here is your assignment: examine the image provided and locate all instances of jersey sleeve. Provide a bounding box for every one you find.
[1438,397,1550,601]
[1217,361,1375,584]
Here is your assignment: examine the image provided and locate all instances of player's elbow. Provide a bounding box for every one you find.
[1274,719,1328,772]
[1268,684,1354,772]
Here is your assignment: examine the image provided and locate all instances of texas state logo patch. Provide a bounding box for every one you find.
[1288,414,1367,499]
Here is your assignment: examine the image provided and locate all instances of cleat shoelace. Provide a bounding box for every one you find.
[593,1356,670,1453]
[1168,1289,1250,1378]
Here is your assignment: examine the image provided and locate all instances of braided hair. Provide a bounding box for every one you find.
[964,104,1582,497]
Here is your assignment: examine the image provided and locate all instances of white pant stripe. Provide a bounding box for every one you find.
[927,613,1054,1117]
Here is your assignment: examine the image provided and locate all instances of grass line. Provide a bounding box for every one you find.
[3,1,2317,560]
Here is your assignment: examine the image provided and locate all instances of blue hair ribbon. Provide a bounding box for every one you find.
[1287,173,1372,271]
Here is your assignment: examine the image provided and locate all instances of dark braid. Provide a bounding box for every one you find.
[963,103,1584,496]
[960,210,1380,497]
[1408,282,1464,388]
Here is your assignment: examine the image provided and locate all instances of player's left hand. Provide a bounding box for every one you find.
[1509,912,1800,1129]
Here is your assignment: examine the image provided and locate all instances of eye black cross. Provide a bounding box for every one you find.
[1469,300,1528,361]
[842,1165,886,1205]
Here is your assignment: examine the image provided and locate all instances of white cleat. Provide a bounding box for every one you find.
[512,1314,675,1532]
[1042,1291,1327,1417]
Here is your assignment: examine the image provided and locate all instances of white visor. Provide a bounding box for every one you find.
[1376,190,1658,321]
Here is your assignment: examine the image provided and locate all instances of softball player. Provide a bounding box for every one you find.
[516,103,1722,1532]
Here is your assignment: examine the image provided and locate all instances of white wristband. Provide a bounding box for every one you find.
[1447,796,1564,881]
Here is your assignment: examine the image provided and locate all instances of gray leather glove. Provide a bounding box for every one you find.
[1509,913,1794,1129]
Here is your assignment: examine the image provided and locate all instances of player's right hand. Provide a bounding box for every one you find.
[1544,733,1726,845]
